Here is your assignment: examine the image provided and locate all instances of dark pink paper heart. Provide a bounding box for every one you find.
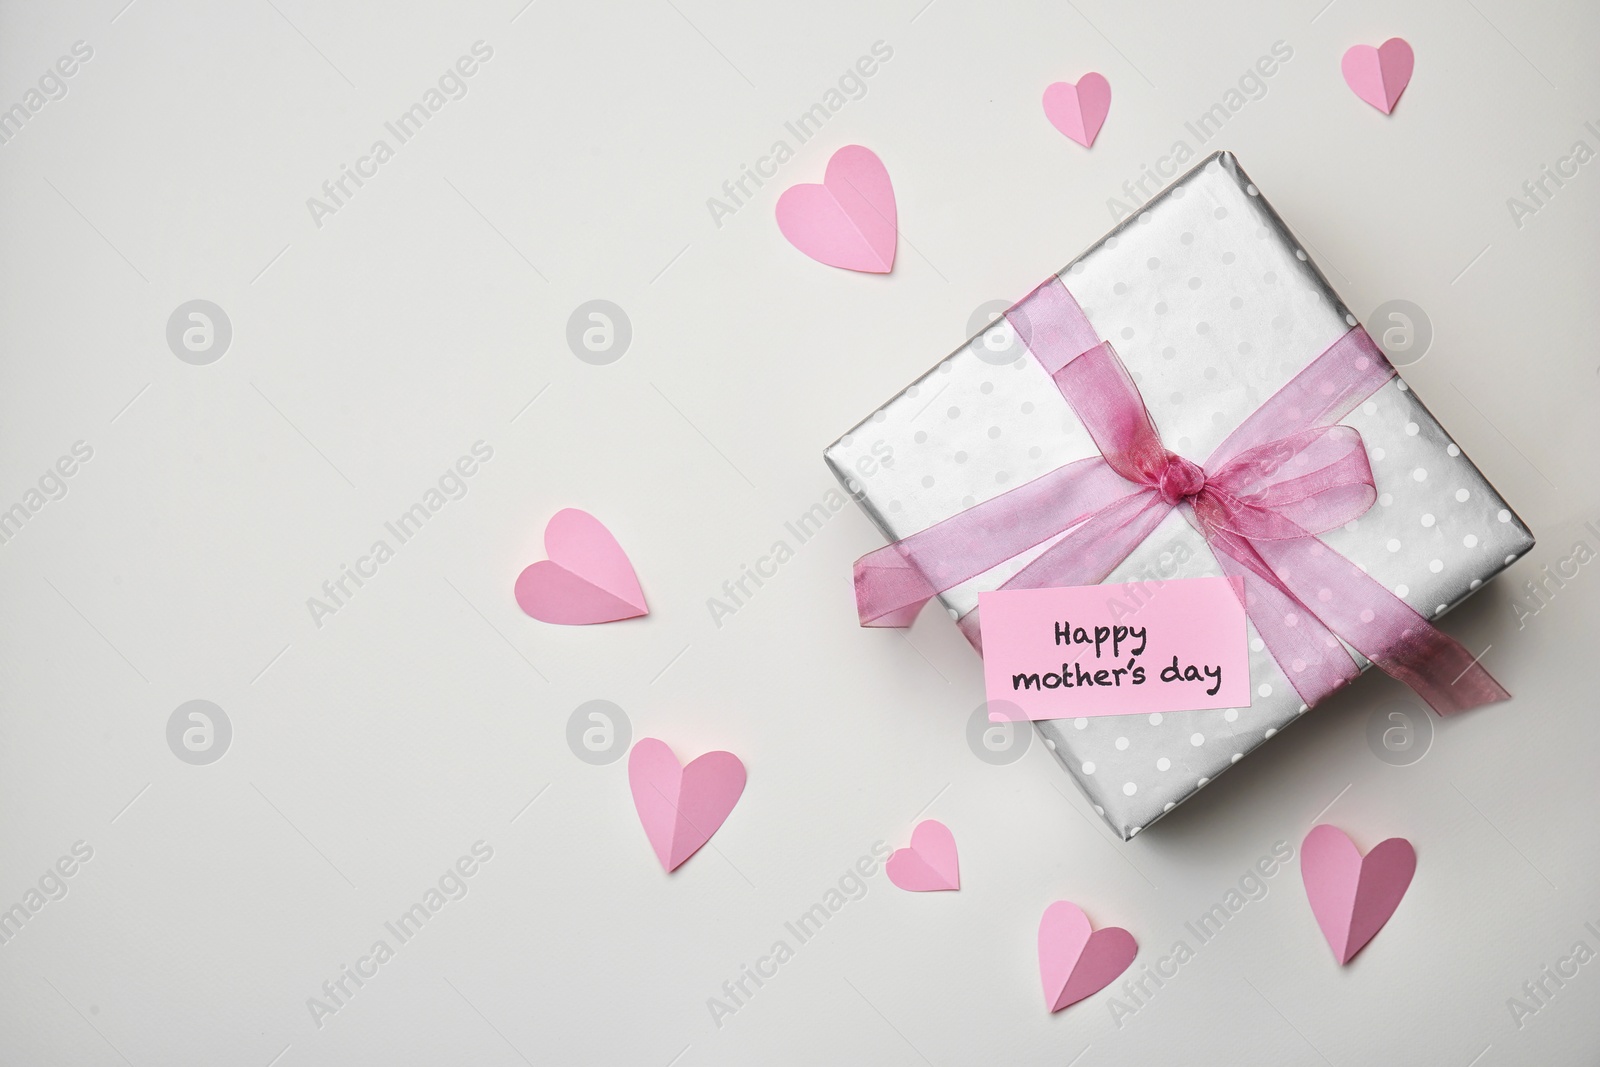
[1301,824,1416,964]
[774,145,896,274]
[514,509,648,625]
[1038,901,1138,1012]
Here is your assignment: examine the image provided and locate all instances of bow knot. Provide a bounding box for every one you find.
[1156,453,1206,506]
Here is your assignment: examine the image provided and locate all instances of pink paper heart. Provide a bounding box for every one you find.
[886,819,960,892]
[514,509,648,625]
[1038,901,1138,1012]
[775,145,896,273]
[1042,73,1112,147]
[629,738,747,872]
[1301,824,1416,964]
[1341,38,1414,115]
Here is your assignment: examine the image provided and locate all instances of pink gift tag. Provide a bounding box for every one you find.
[979,577,1251,721]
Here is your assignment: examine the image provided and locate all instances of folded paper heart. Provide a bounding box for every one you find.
[886,819,960,892]
[1042,73,1112,147]
[628,738,747,872]
[775,145,897,274]
[1342,38,1414,115]
[1301,824,1416,964]
[1038,901,1137,1012]
[514,508,648,624]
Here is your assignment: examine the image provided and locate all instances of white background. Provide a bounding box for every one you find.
[0,0,1596,1064]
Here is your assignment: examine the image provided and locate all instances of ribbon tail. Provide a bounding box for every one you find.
[1375,625,1510,715]
[1251,537,1509,715]
[1201,526,1362,708]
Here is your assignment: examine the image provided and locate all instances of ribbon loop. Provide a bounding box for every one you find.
[1196,426,1377,541]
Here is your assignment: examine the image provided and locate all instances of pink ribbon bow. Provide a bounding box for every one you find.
[853,276,1507,716]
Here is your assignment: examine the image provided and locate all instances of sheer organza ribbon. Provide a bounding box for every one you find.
[853,275,1507,715]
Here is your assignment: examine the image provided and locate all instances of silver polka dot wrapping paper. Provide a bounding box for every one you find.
[824,151,1535,840]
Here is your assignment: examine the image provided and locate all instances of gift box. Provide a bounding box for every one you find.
[824,152,1533,840]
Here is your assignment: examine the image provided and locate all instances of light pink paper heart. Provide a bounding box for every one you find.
[1042,73,1112,147]
[1038,901,1138,1012]
[775,145,896,273]
[514,508,648,625]
[886,820,960,892]
[629,738,746,872]
[1301,824,1416,964]
[1341,38,1414,115]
